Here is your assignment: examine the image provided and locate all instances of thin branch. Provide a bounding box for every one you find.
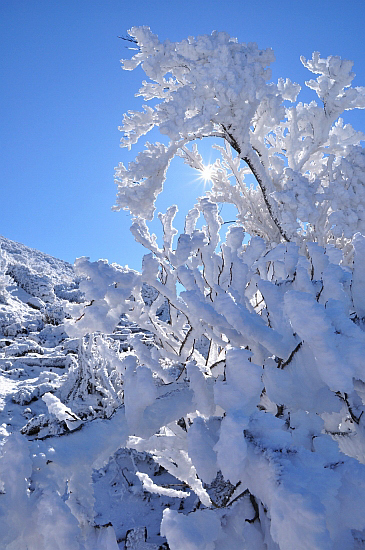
[220,124,289,242]
[118,35,138,44]
[277,341,302,369]
[337,392,364,425]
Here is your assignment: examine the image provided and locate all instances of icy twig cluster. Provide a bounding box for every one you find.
[115,28,365,248]
[69,196,365,548]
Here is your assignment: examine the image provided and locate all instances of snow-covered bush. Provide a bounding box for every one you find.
[0,246,11,304]
[42,303,66,326]
[57,333,124,421]
[7,264,56,303]
[70,202,365,548]
[54,281,85,303]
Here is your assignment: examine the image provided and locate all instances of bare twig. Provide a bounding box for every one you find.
[277,341,302,369]
[118,35,138,44]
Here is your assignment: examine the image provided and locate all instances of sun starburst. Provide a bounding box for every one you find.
[199,164,213,183]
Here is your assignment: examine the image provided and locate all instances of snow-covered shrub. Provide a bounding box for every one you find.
[4,338,44,358]
[57,333,124,420]
[54,281,85,303]
[69,199,365,548]
[0,311,21,337]
[7,264,56,303]
[42,303,66,326]
[0,246,11,304]
[37,323,67,347]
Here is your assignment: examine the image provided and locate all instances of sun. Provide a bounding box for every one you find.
[199,164,213,183]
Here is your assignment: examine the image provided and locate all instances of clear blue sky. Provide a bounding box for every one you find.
[1,0,365,270]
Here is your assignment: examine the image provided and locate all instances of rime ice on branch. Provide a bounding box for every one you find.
[115,27,365,249]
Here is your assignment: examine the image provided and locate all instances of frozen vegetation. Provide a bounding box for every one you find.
[1,28,365,549]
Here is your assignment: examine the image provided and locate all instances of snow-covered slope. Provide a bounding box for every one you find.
[0,235,75,282]
[0,234,81,305]
[0,237,209,549]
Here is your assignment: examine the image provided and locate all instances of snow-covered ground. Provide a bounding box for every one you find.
[0,236,202,549]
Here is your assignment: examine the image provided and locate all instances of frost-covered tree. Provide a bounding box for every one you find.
[63,28,365,549]
[114,28,365,251]
[64,28,365,549]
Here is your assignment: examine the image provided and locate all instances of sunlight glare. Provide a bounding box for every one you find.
[200,164,213,183]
